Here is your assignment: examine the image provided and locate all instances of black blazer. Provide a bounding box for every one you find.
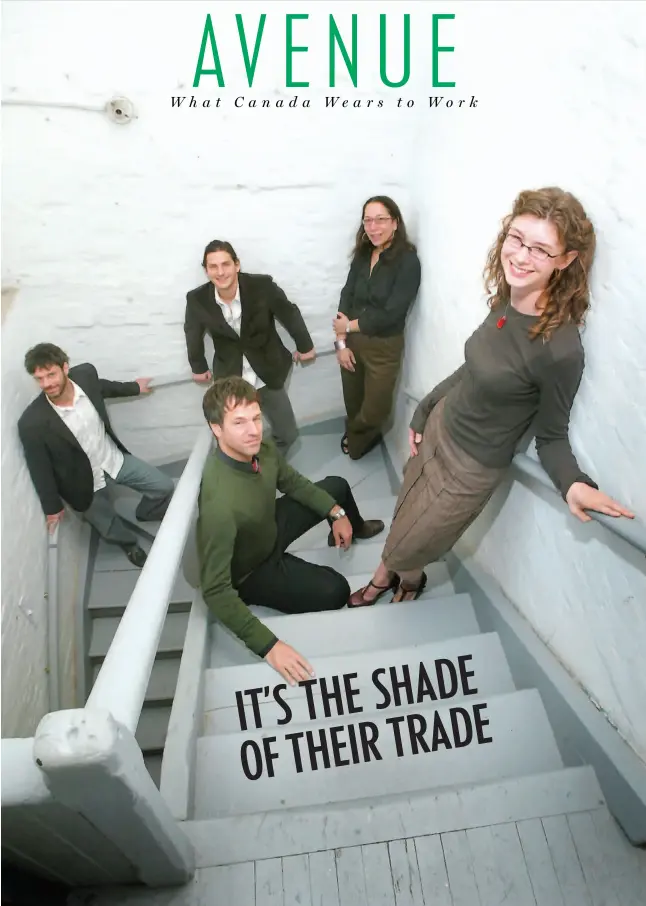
[18,363,141,516]
[183,272,314,390]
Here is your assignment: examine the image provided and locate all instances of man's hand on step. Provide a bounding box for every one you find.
[265,640,315,687]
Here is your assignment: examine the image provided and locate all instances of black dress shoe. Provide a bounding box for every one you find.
[327,519,385,546]
[355,519,385,540]
[121,543,147,568]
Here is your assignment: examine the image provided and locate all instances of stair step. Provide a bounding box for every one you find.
[89,611,189,661]
[202,632,515,736]
[194,688,564,819]
[296,539,397,575]
[288,433,390,490]
[91,656,181,703]
[94,537,153,572]
[87,569,194,617]
[136,704,171,753]
[287,495,397,553]
[185,765,605,867]
[112,499,162,540]
[210,592,478,668]
[144,753,163,788]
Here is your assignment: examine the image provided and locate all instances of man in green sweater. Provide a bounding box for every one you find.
[197,376,385,685]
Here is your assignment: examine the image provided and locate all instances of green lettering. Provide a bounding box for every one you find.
[193,14,225,87]
[379,15,410,88]
[329,14,357,88]
[286,13,309,87]
[432,14,455,88]
[236,13,266,87]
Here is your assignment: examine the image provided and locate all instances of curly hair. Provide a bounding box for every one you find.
[483,187,596,341]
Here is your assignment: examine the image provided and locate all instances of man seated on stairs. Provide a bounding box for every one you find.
[197,376,385,685]
[18,343,175,568]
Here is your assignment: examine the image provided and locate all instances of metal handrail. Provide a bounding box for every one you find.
[149,347,337,390]
[404,387,646,557]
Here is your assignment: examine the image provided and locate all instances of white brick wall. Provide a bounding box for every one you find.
[2,0,645,769]
[388,1,646,762]
[0,0,423,735]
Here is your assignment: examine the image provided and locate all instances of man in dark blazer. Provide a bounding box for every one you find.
[18,343,175,567]
[184,240,316,455]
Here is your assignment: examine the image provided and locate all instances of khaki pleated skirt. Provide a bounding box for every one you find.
[382,398,506,573]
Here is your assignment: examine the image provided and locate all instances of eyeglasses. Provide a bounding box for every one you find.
[363,216,392,227]
[504,232,564,262]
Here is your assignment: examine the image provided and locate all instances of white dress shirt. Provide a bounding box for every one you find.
[214,284,265,390]
[48,381,124,491]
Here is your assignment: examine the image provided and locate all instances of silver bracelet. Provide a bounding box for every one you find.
[334,339,347,351]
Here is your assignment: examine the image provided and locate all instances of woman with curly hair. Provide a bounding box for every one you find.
[348,187,634,606]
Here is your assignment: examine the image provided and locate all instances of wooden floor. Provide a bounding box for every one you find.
[204,810,645,906]
[83,806,645,906]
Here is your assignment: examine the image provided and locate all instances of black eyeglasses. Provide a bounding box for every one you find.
[504,232,565,262]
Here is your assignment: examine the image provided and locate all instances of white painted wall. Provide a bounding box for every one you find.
[3,0,644,772]
[387,1,646,763]
[0,0,425,735]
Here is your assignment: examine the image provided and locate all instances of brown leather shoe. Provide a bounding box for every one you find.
[348,573,399,608]
[354,519,385,540]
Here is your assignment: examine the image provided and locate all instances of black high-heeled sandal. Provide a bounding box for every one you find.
[348,574,399,608]
[392,572,428,603]
[341,433,349,455]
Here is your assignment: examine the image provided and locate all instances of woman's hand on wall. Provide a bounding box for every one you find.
[337,348,356,372]
[565,481,635,523]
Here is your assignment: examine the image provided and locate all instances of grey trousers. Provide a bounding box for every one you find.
[257,384,298,456]
[82,454,175,546]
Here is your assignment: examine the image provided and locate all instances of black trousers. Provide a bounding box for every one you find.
[237,477,364,614]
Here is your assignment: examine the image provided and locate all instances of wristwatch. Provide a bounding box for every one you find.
[329,508,346,521]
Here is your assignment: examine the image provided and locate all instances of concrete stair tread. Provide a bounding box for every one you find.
[91,656,181,703]
[112,498,163,540]
[136,705,171,753]
[88,569,194,617]
[94,537,153,572]
[209,592,478,668]
[194,688,564,819]
[202,631,516,734]
[287,432,391,490]
[89,611,189,660]
[184,765,606,867]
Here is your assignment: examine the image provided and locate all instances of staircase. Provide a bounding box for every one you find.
[83,467,190,787]
[75,421,646,905]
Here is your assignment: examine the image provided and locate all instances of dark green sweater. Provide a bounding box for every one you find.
[410,305,597,499]
[196,441,337,656]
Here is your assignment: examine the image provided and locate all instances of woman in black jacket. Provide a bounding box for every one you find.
[333,196,421,460]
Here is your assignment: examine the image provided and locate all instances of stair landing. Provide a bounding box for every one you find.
[71,804,645,905]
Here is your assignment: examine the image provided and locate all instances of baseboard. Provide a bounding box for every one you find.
[446,549,646,844]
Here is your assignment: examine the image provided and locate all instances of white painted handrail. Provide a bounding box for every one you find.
[149,349,337,391]
[87,428,212,731]
[404,387,646,557]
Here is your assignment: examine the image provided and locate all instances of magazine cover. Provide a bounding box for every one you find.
[2,1,645,903]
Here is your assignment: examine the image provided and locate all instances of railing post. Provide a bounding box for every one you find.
[33,707,195,887]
